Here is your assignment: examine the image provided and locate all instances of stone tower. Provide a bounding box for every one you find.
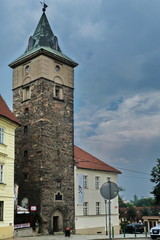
[9,6,78,234]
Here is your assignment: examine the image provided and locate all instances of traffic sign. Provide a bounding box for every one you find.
[100,181,119,200]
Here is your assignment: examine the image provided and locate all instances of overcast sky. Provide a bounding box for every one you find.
[1,0,160,200]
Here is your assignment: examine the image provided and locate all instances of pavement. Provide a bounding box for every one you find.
[8,233,151,240]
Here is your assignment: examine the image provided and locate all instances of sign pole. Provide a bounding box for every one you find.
[107,178,112,239]
[100,179,119,240]
[105,199,108,235]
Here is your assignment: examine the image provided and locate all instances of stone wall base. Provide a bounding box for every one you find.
[14,228,39,237]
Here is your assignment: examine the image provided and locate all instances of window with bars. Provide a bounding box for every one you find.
[0,201,4,221]
[83,202,88,215]
[0,128,4,144]
[96,202,100,215]
[95,176,100,189]
[0,165,3,183]
[83,175,88,189]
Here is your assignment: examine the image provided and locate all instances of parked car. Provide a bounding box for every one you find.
[150,224,160,239]
[124,223,144,233]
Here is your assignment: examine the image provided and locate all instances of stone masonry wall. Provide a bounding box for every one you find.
[13,78,75,233]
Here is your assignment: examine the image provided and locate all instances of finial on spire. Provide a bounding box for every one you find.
[40,1,48,12]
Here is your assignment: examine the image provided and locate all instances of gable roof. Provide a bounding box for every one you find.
[74,145,121,174]
[0,95,20,125]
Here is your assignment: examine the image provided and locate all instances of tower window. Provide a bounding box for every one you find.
[56,179,61,188]
[24,107,29,114]
[25,65,30,73]
[53,85,63,100]
[23,173,28,181]
[55,65,60,72]
[23,86,31,101]
[57,149,60,156]
[55,86,60,98]
[24,125,29,135]
[24,150,28,161]
[55,192,63,201]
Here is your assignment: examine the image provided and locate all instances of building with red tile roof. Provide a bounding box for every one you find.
[0,95,20,125]
[74,145,121,174]
[74,145,121,235]
[0,95,20,239]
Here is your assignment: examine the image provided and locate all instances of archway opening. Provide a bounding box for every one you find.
[52,209,63,233]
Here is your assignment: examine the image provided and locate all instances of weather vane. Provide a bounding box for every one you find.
[40,1,48,12]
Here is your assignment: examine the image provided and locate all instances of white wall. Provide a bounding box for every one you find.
[74,167,120,234]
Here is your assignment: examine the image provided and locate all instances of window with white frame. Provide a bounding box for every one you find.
[83,175,88,189]
[83,202,88,215]
[95,176,100,189]
[0,165,3,183]
[96,202,100,215]
[0,201,4,221]
[0,128,4,144]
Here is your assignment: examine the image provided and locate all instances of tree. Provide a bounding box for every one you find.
[118,187,128,207]
[135,198,155,207]
[126,206,137,222]
[151,158,160,204]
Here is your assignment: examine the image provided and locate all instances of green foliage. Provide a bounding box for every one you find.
[135,198,155,207]
[141,207,150,216]
[151,159,160,184]
[151,158,160,204]
[118,187,128,207]
[140,207,159,216]
[126,206,137,222]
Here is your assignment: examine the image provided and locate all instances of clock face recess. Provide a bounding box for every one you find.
[55,65,60,72]
[25,65,30,73]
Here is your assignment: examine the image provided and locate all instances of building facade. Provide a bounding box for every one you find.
[74,146,121,235]
[10,7,78,234]
[0,96,20,239]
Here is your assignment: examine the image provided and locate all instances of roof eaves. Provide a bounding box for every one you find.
[9,47,78,68]
[0,114,21,126]
[76,165,121,174]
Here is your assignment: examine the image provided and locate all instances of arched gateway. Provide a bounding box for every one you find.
[52,210,63,233]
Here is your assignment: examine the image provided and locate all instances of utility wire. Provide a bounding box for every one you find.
[115,166,150,175]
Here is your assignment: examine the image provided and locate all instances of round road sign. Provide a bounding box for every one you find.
[100,181,119,200]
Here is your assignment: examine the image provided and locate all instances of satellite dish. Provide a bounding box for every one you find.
[100,181,119,200]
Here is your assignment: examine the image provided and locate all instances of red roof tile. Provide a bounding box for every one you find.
[0,95,20,125]
[74,145,121,174]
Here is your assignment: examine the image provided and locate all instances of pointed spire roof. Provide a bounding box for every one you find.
[10,8,78,68]
[0,95,20,125]
[25,12,61,53]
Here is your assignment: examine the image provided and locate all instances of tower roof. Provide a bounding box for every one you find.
[0,95,20,125]
[10,8,78,68]
[25,12,61,53]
